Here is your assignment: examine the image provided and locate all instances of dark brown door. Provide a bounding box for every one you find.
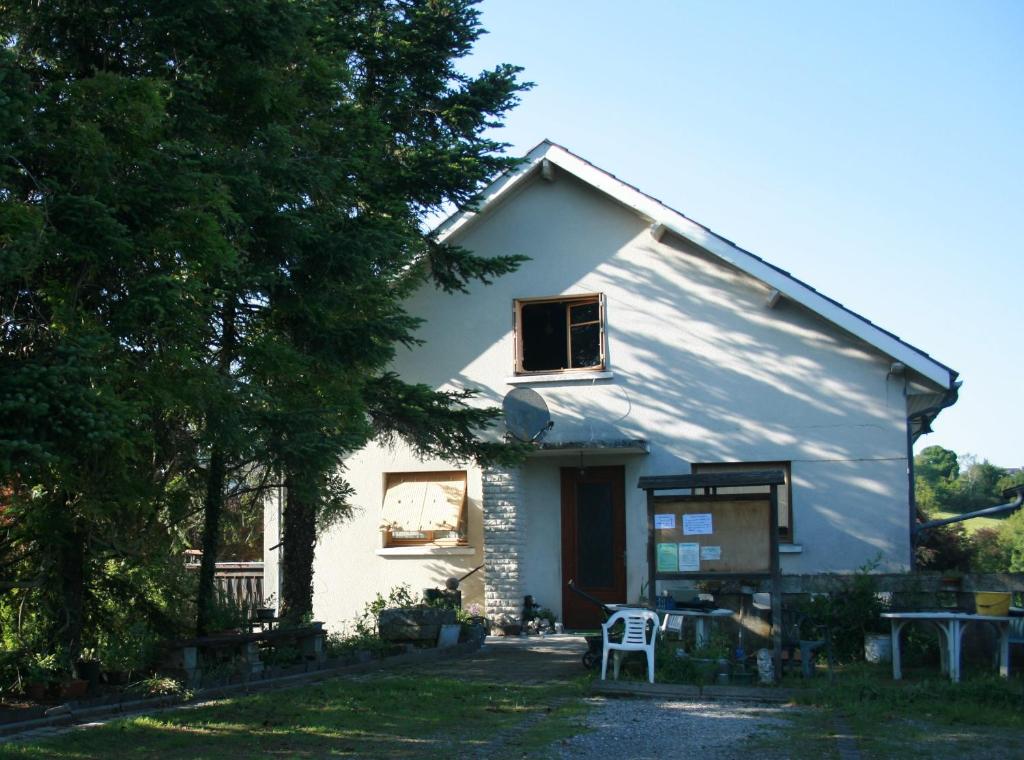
[561,465,626,630]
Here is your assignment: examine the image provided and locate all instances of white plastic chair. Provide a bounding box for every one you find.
[601,608,660,683]
[660,613,684,640]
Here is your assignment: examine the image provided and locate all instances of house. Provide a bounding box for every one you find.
[263,141,959,631]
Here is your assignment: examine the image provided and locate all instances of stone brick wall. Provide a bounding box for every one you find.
[482,467,524,622]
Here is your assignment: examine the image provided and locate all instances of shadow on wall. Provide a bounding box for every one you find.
[392,173,916,572]
[421,558,486,612]
[393,173,648,390]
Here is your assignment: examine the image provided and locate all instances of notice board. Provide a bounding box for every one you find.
[650,494,771,576]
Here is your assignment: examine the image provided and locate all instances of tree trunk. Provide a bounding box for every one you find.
[280,473,317,623]
[196,300,236,636]
[196,445,226,635]
[53,507,87,662]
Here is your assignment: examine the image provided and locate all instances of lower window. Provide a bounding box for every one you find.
[380,471,467,547]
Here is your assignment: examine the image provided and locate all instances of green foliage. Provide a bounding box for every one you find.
[916,446,960,484]
[354,583,416,638]
[794,663,1024,720]
[654,642,706,685]
[260,644,303,668]
[1,0,526,661]
[915,508,974,572]
[23,652,67,684]
[127,676,190,699]
[970,526,1012,572]
[1004,508,1024,572]
[793,558,888,663]
[914,445,1024,571]
[202,594,250,634]
[1,675,585,757]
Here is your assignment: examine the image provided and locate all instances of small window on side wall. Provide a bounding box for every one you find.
[515,294,605,374]
[690,461,793,543]
[380,471,467,547]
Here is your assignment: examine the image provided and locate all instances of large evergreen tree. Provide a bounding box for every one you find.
[1,0,527,654]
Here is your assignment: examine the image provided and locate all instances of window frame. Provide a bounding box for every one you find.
[513,293,606,375]
[690,461,794,543]
[380,471,468,549]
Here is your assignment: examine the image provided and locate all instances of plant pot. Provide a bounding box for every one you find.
[25,681,49,701]
[75,659,101,694]
[940,576,962,592]
[103,669,129,685]
[57,679,89,700]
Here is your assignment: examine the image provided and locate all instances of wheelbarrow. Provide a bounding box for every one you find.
[566,580,617,669]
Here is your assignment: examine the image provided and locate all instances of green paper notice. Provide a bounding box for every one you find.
[656,542,678,572]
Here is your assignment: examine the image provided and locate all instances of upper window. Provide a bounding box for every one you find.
[514,294,605,374]
[380,471,467,547]
[690,461,793,543]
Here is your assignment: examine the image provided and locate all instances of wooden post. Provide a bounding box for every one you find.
[646,488,656,607]
[769,483,783,682]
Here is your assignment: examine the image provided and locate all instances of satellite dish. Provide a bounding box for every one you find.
[502,388,554,443]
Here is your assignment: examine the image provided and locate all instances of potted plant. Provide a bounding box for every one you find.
[74,647,102,694]
[23,652,62,702]
[254,594,277,622]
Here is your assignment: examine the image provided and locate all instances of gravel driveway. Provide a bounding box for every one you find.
[554,697,797,759]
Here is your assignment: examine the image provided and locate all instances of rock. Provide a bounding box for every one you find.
[378,607,457,643]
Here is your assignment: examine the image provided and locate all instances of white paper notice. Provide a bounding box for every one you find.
[700,545,722,561]
[683,513,713,535]
[678,542,700,572]
[654,513,676,530]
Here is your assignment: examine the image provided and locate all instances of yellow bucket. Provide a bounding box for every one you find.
[975,591,1011,616]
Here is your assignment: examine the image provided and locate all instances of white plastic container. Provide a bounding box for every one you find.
[756,648,775,684]
[864,633,892,664]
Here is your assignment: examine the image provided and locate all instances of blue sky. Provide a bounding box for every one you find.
[460,0,1023,468]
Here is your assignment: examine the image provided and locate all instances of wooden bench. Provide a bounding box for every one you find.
[164,624,325,687]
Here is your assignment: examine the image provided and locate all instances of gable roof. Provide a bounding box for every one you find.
[436,140,959,392]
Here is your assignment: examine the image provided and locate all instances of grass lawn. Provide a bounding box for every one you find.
[765,664,1024,759]
[0,674,590,759]
[5,658,1024,759]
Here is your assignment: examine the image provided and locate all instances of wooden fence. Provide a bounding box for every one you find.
[185,553,266,610]
[214,561,265,609]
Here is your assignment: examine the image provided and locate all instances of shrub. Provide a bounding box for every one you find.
[970,526,1010,572]
[796,558,889,663]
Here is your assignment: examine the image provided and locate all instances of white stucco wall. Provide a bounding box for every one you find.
[307,444,487,632]
[293,169,921,630]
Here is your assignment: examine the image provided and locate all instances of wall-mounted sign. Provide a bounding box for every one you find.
[654,513,676,530]
[700,545,722,561]
[656,542,678,572]
[683,513,713,535]
[678,542,700,572]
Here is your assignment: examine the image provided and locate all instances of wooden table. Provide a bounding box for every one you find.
[881,611,1011,683]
